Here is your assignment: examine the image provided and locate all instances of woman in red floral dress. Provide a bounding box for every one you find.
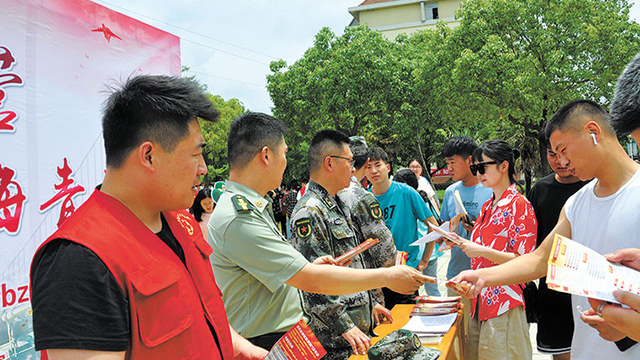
[456,140,537,360]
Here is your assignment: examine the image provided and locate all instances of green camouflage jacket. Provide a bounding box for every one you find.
[289,180,374,350]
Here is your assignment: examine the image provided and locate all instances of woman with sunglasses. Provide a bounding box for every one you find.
[454,140,537,360]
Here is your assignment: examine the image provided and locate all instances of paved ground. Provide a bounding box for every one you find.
[427,250,551,360]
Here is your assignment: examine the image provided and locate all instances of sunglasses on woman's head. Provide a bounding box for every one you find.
[470,161,498,176]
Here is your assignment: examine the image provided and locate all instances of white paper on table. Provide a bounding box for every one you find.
[410,222,450,246]
[401,313,457,334]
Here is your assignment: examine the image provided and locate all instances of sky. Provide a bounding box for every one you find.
[93,0,640,114]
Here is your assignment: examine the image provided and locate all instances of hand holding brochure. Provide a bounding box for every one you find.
[264,319,326,360]
[410,222,450,247]
[427,222,462,245]
[546,234,640,304]
[334,238,379,266]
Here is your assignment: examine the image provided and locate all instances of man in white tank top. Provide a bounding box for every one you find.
[588,51,640,344]
[451,99,640,359]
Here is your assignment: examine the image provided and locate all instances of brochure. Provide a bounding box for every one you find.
[264,319,326,360]
[401,312,457,334]
[427,222,462,245]
[411,221,450,247]
[453,190,469,219]
[335,238,379,266]
[395,251,408,266]
[546,234,640,304]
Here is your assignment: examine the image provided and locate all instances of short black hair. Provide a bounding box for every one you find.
[443,136,477,158]
[227,112,288,169]
[394,168,418,189]
[353,152,369,171]
[473,140,520,184]
[288,179,300,191]
[544,100,613,140]
[368,147,390,164]
[308,129,350,173]
[102,75,219,168]
[611,52,640,134]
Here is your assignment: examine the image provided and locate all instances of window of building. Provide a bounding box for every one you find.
[425,3,438,20]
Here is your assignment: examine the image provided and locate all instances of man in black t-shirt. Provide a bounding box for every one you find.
[527,136,589,360]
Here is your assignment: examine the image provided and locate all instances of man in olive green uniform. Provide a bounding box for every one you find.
[209,113,436,351]
[289,130,375,359]
[337,136,396,319]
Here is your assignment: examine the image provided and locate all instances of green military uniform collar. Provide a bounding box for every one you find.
[224,181,272,214]
[307,180,338,211]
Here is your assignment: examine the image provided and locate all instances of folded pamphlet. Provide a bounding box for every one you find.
[264,319,326,360]
[546,234,640,304]
[334,238,379,266]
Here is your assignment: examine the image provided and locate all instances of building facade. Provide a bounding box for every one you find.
[349,0,463,40]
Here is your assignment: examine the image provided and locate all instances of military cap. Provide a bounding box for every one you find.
[367,329,442,360]
[349,136,368,157]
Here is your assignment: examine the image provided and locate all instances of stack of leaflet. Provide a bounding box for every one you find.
[403,296,461,345]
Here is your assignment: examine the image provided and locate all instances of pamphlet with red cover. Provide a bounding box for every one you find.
[264,319,327,360]
[334,238,379,266]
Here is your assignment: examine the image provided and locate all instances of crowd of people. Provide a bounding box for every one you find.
[27,50,640,360]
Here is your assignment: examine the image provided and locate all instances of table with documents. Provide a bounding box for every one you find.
[347,304,465,360]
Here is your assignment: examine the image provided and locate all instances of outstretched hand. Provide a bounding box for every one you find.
[448,270,483,298]
[313,255,337,265]
[386,265,436,294]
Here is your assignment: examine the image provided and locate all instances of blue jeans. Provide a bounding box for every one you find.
[422,258,441,296]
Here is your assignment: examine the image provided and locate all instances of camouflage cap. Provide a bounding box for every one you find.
[367,329,442,360]
[211,181,226,203]
[348,136,368,157]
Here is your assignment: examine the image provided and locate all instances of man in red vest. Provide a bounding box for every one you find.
[30,75,267,360]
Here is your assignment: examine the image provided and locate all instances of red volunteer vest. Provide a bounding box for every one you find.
[30,190,233,360]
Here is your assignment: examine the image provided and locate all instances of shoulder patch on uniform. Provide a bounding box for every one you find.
[231,195,252,212]
[370,202,382,220]
[295,218,312,239]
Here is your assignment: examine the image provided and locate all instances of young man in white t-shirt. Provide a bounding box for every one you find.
[451,100,640,360]
[590,51,640,344]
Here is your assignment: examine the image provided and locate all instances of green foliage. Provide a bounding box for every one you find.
[420,0,640,187]
[267,26,448,178]
[198,94,245,185]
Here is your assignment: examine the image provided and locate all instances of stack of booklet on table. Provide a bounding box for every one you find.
[402,296,461,345]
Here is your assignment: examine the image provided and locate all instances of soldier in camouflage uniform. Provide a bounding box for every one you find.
[336,136,396,320]
[289,130,375,359]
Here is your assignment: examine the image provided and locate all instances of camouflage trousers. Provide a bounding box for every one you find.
[324,347,353,360]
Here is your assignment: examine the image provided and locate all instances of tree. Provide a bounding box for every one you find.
[267,26,447,180]
[419,0,640,191]
[198,94,245,185]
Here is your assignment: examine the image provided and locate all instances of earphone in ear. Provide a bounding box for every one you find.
[590,133,598,145]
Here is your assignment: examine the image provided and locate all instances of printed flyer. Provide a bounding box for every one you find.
[264,319,326,360]
[547,234,640,303]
